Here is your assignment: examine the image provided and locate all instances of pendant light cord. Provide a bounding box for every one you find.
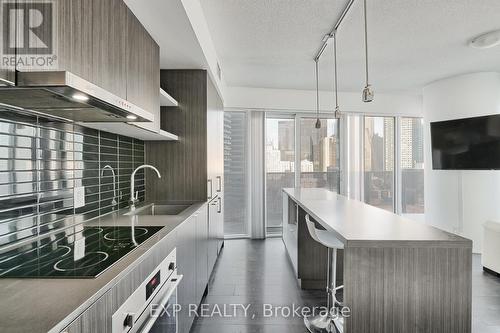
[334,35,339,109]
[315,60,320,117]
[363,0,369,86]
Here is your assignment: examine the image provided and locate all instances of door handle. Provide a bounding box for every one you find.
[207,179,213,199]
[216,176,221,192]
[217,196,222,213]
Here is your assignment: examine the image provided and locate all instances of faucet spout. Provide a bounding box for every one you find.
[130,164,161,210]
[101,165,117,207]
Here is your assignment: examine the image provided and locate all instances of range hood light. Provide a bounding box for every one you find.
[126,115,138,120]
[72,93,89,102]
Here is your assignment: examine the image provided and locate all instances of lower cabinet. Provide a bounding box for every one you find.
[208,199,219,274]
[176,214,197,333]
[62,291,113,333]
[176,205,211,333]
[216,195,224,254]
[61,204,216,333]
[195,205,209,303]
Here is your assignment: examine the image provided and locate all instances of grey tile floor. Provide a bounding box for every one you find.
[191,238,500,333]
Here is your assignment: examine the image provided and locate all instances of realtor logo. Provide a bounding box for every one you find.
[2,0,53,54]
[1,0,57,68]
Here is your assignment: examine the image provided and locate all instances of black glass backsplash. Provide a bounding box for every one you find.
[0,109,145,248]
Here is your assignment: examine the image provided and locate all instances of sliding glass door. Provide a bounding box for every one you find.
[265,117,295,235]
[363,116,395,212]
[299,118,340,192]
[399,117,424,214]
[264,114,340,235]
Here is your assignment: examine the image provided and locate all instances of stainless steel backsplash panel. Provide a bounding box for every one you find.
[0,107,145,248]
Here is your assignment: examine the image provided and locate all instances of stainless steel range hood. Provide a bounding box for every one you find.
[0,71,154,123]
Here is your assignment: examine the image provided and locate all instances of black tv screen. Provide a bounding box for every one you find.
[431,114,500,170]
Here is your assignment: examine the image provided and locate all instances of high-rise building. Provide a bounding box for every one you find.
[319,136,337,171]
[300,119,326,161]
[412,118,424,167]
[277,120,294,162]
[364,117,374,171]
[383,118,394,171]
[400,118,414,169]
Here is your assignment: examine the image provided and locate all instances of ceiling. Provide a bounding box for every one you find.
[200,0,500,93]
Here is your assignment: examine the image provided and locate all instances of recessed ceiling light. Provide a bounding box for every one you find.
[72,93,89,102]
[126,115,137,120]
[469,30,500,49]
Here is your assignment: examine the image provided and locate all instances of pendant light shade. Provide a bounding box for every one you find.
[362,0,374,102]
[314,60,321,129]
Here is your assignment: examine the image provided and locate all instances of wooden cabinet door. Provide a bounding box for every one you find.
[126,8,160,130]
[53,0,93,79]
[176,215,197,333]
[91,0,127,98]
[13,0,92,77]
[61,290,113,333]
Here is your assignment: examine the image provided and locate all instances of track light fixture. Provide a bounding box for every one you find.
[362,0,374,102]
[333,35,341,119]
[315,59,321,129]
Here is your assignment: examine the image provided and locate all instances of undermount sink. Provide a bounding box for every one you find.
[126,204,191,216]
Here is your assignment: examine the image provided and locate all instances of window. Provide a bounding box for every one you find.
[299,118,340,192]
[399,117,424,214]
[223,112,248,236]
[265,117,295,235]
[363,116,395,212]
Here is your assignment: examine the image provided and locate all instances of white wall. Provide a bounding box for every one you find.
[423,72,500,253]
[181,0,227,102]
[225,86,422,116]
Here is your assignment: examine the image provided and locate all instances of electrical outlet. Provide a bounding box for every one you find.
[74,186,85,209]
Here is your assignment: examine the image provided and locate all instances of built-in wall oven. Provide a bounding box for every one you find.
[112,249,182,333]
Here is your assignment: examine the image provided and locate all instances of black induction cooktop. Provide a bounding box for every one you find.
[0,226,163,278]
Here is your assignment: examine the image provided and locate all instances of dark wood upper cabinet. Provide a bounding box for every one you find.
[126,8,160,131]
[91,0,128,99]
[9,0,159,117]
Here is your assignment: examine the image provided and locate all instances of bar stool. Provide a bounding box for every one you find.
[304,214,344,333]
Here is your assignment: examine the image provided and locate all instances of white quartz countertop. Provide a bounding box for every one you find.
[283,188,471,247]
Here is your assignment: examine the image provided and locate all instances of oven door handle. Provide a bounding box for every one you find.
[138,275,183,333]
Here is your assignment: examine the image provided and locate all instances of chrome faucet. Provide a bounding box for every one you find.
[130,164,161,211]
[101,165,117,208]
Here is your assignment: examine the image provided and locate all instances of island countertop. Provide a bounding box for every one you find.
[282,188,473,333]
[283,188,471,248]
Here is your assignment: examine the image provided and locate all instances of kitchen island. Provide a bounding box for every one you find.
[282,188,472,333]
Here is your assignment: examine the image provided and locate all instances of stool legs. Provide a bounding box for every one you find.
[304,248,343,333]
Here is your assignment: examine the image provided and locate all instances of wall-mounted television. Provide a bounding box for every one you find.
[431,114,500,170]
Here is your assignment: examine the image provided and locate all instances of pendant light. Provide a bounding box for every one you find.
[315,59,321,129]
[362,0,374,102]
[333,34,341,119]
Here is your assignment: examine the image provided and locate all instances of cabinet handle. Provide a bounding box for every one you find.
[217,197,222,213]
[216,176,221,192]
[207,179,213,199]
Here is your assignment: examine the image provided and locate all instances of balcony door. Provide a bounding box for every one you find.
[265,117,296,235]
[299,118,340,192]
[363,116,395,212]
[265,114,340,236]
